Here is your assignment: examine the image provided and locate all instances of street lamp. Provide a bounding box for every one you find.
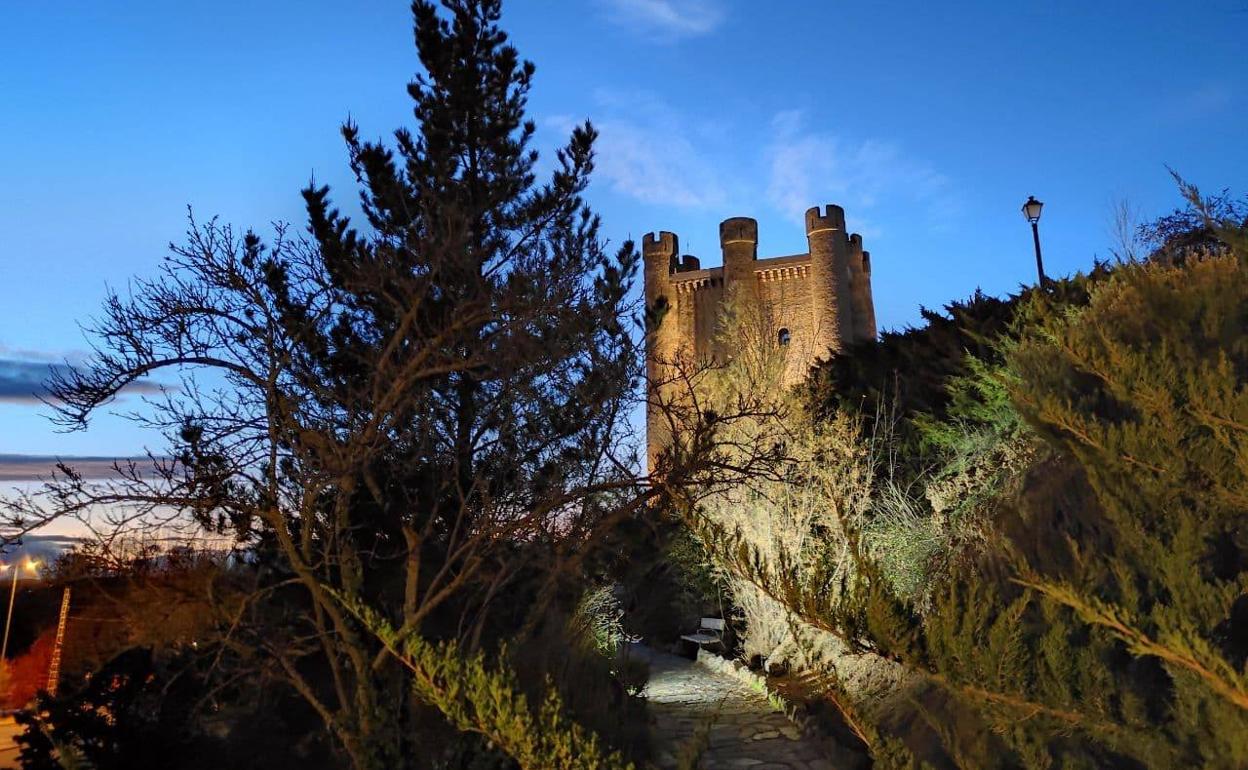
[1022,195,1046,286]
[1,558,39,663]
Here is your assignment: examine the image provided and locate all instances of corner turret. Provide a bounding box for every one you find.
[860,250,876,340]
[642,231,680,469]
[643,230,679,316]
[805,205,854,356]
[847,233,877,343]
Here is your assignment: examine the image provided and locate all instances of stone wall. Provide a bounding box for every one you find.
[643,206,877,464]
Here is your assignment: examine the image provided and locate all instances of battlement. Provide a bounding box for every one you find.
[670,268,720,293]
[804,204,846,235]
[643,230,679,258]
[668,253,811,286]
[719,217,758,245]
[643,204,878,467]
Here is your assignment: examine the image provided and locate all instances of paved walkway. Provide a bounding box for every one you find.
[639,648,834,770]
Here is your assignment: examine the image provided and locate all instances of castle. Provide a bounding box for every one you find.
[643,204,877,464]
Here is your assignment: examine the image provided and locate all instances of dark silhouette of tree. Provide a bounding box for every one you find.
[4,2,782,767]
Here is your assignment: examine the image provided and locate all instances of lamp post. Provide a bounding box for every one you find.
[1,558,39,663]
[1022,195,1046,286]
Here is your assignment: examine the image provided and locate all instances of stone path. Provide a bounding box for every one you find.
[639,647,834,770]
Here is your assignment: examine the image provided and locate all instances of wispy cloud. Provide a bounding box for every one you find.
[0,454,150,482]
[0,356,165,405]
[549,90,737,210]
[765,110,957,235]
[546,99,958,238]
[598,0,726,39]
[1182,82,1234,115]
[0,345,81,363]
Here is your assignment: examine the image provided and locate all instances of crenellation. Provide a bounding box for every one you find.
[719,217,759,245]
[643,230,679,256]
[757,261,809,282]
[674,276,717,292]
[804,203,846,234]
[644,205,877,464]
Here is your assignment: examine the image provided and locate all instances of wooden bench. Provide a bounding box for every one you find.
[680,617,725,652]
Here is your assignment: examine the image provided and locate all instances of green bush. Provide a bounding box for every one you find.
[1004,252,1248,767]
[776,185,1248,769]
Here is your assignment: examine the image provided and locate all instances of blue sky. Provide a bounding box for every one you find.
[1,0,1245,467]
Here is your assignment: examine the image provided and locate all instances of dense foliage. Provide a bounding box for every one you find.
[686,182,1248,769]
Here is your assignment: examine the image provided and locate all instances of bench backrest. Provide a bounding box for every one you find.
[700,617,725,631]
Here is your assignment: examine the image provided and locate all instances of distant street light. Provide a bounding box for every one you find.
[1,559,40,663]
[1022,195,1047,286]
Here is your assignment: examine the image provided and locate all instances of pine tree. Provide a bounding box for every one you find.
[32,1,653,767]
[259,1,648,761]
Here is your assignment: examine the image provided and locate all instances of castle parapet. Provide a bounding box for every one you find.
[641,204,880,468]
[804,204,846,235]
[643,230,679,267]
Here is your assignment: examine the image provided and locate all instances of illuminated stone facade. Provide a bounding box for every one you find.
[643,205,876,464]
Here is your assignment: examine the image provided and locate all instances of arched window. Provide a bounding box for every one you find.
[777,328,791,347]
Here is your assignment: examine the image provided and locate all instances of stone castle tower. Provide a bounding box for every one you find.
[644,204,877,464]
